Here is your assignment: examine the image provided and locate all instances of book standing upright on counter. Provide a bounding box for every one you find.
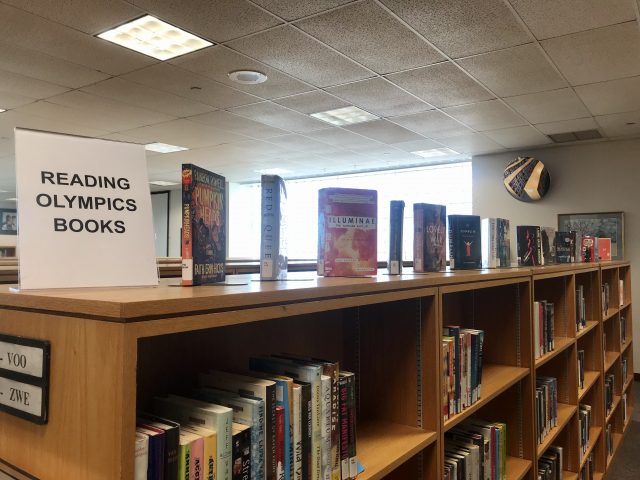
[541,226,557,265]
[481,218,510,268]
[317,188,377,277]
[413,203,447,272]
[555,231,576,263]
[448,215,481,270]
[597,237,612,261]
[517,226,542,266]
[181,164,226,285]
[388,200,405,275]
[581,236,596,263]
[261,175,288,280]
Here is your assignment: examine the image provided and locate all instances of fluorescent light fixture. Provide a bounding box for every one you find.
[97,15,212,61]
[145,142,189,153]
[411,147,459,158]
[310,106,378,126]
[149,180,180,186]
[255,168,292,175]
[4,198,16,202]
[0,109,6,113]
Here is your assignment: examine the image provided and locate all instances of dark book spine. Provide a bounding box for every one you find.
[323,365,341,480]
[233,428,252,480]
[388,201,404,275]
[300,384,312,480]
[339,377,349,480]
[346,374,357,480]
[276,406,285,480]
[182,164,194,285]
[267,385,277,480]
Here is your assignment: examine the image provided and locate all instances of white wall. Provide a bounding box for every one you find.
[472,138,640,372]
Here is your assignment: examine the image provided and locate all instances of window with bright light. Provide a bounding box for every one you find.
[228,162,472,261]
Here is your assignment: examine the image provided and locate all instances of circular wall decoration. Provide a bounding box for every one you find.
[503,156,551,202]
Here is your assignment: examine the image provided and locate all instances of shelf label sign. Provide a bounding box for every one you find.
[0,334,50,424]
[14,128,159,290]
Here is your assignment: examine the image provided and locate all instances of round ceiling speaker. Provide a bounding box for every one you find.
[503,156,550,202]
[228,70,268,84]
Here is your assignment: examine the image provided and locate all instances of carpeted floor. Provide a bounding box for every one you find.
[602,381,640,479]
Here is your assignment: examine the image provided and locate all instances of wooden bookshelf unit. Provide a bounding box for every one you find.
[0,263,632,479]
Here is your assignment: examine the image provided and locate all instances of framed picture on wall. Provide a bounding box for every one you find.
[557,211,624,260]
[0,208,18,235]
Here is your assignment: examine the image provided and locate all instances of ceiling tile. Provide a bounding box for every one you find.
[437,133,504,154]
[0,69,69,99]
[0,92,36,110]
[134,0,281,42]
[263,134,342,155]
[386,62,494,108]
[228,139,294,157]
[274,91,349,114]
[187,111,288,138]
[388,110,474,139]
[0,3,156,75]
[18,91,175,132]
[0,110,108,138]
[392,138,444,152]
[2,0,144,35]
[534,117,599,135]
[0,41,109,89]
[227,26,373,87]
[458,43,566,97]
[542,22,640,86]
[327,77,433,117]
[575,76,640,116]
[171,46,312,99]
[595,111,640,138]
[119,119,250,148]
[379,0,531,58]
[483,126,552,148]
[303,128,384,149]
[504,88,591,124]
[509,0,636,40]
[250,0,355,21]
[230,102,329,132]
[443,100,527,131]
[122,63,261,109]
[81,78,215,117]
[343,119,425,144]
[295,1,444,74]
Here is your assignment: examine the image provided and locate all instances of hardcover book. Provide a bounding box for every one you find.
[182,164,226,285]
[555,231,575,263]
[597,237,612,261]
[517,226,542,266]
[414,203,447,272]
[581,236,596,263]
[317,188,377,277]
[481,218,511,268]
[261,175,288,280]
[497,218,511,268]
[541,227,556,265]
[388,200,405,275]
[448,215,481,270]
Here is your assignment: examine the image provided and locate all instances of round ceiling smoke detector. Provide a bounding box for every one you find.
[228,70,268,84]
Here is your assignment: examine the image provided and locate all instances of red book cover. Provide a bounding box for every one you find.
[581,236,596,263]
[275,405,284,480]
[317,188,377,277]
[598,238,612,261]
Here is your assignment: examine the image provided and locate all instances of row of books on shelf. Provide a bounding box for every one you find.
[535,376,558,445]
[442,327,485,420]
[134,355,358,480]
[534,301,555,360]
[537,445,563,480]
[579,452,595,480]
[622,358,628,385]
[621,315,628,344]
[444,418,507,480]
[578,350,586,390]
[180,165,624,285]
[576,285,587,332]
[605,424,614,457]
[602,280,625,315]
[605,373,615,416]
[578,403,592,457]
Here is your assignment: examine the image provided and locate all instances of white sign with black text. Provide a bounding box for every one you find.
[15,128,159,289]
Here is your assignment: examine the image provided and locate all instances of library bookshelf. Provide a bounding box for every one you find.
[0,263,632,480]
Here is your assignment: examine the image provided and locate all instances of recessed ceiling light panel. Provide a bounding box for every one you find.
[0,109,6,113]
[228,70,268,85]
[149,180,180,186]
[145,142,189,153]
[310,106,378,126]
[97,15,212,60]
[411,148,459,158]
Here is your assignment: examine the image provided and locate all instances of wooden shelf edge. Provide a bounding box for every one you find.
[535,337,574,369]
[621,340,632,354]
[623,375,634,393]
[444,365,529,431]
[603,308,619,322]
[620,301,631,311]
[604,351,620,372]
[606,395,621,424]
[537,404,577,458]
[579,426,603,469]
[562,471,578,480]
[579,370,601,401]
[576,320,599,340]
[356,420,437,480]
[505,456,531,480]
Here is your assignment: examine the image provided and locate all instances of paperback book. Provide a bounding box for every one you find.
[581,236,596,263]
[481,218,511,268]
[413,203,446,272]
[516,226,542,266]
[261,175,288,280]
[448,215,481,270]
[540,227,556,265]
[317,188,377,277]
[182,164,226,286]
[596,237,612,261]
[555,231,576,263]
